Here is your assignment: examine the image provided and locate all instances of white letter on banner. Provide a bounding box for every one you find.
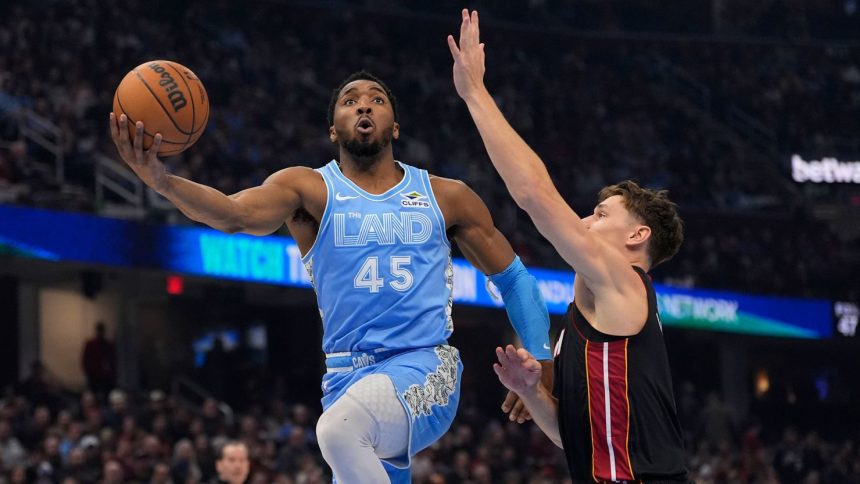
[453,262,476,302]
[791,154,806,182]
[657,294,689,320]
[692,297,739,323]
[721,300,739,322]
[835,302,859,337]
[809,161,823,182]
[286,245,312,285]
[832,160,852,182]
[538,280,574,305]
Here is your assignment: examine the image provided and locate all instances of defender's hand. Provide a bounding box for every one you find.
[447,9,486,101]
[502,360,553,423]
[493,345,542,395]
[109,113,168,193]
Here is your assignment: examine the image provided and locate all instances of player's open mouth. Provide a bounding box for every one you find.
[356,117,375,135]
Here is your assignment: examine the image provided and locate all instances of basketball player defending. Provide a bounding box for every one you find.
[449,10,691,483]
[109,71,552,483]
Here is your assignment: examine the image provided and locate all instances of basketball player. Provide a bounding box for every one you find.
[448,10,691,483]
[109,71,552,483]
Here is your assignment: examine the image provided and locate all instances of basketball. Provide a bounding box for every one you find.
[112,60,209,156]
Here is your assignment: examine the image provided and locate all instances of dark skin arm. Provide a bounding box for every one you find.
[431,175,514,274]
[109,113,324,236]
[431,176,551,422]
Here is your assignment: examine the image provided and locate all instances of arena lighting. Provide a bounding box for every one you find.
[166,275,184,295]
[754,369,770,398]
[791,154,860,183]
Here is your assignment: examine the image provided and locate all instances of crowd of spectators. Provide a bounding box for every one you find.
[396,0,860,40]
[630,37,860,161]
[2,359,858,484]
[0,0,857,300]
[0,4,857,483]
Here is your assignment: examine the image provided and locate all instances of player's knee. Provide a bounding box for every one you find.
[315,407,343,454]
[316,398,375,455]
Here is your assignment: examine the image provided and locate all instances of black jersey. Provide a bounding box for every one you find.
[552,266,689,483]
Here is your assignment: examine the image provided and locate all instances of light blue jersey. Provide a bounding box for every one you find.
[301,160,454,355]
[303,161,463,482]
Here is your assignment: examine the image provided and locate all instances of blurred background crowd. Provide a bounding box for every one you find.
[1,0,859,482]
[2,356,859,483]
[1,0,858,299]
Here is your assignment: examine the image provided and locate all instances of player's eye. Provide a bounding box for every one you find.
[343,99,356,105]
[372,97,385,104]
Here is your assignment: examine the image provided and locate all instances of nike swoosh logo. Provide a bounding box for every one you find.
[335,193,358,201]
[543,343,551,350]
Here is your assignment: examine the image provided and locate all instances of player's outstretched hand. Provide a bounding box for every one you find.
[493,345,542,395]
[109,112,168,192]
[447,9,486,101]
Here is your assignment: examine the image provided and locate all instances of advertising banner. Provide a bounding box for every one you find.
[1,204,832,338]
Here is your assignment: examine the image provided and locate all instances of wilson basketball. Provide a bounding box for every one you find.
[112,60,209,156]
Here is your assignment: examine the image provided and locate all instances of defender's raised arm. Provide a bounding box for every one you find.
[447,10,638,293]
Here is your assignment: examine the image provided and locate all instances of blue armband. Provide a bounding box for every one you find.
[488,256,552,360]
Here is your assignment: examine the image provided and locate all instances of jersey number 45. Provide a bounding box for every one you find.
[354,256,414,293]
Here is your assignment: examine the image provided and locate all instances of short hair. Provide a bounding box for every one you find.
[327,70,398,127]
[215,440,248,461]
[598,180,683,268]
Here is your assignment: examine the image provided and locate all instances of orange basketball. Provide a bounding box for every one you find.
[112,60,209,156]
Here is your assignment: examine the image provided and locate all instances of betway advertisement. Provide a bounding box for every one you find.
[1,204,833,338]
[791,154,860,184]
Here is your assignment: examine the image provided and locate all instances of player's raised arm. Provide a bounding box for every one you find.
[447,10,631,288]
[109,113,306,236]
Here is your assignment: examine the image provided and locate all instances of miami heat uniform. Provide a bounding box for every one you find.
[553,267,690,483]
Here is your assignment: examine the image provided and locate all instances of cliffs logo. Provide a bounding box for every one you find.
[401,191,431,208]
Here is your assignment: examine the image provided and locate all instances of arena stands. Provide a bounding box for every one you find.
[1,368,859,483]
[1,1,859,482]
[1,0,857,300]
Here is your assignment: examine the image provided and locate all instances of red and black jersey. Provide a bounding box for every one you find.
[552,266,689,483]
